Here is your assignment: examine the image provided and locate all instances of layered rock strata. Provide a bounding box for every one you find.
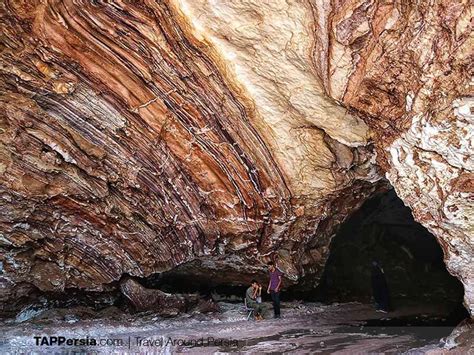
[0,0,471,315]
[309,0,473,314]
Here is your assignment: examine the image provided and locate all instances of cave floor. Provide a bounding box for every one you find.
[0,301,467,353]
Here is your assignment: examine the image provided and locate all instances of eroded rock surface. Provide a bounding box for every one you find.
[120,277,200,315]
[309,0,473,314]
[0,0,471,315]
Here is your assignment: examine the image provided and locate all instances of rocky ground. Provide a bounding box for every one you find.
[0,301,471,354]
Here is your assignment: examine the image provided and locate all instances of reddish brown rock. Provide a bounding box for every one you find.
[310,0,473,315]
[0,0,382,302]
[0,0,471,317]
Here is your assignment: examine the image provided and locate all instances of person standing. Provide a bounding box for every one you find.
[267,261,283,318]
[371,260,390,313]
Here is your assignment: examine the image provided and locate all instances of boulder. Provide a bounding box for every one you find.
[120,277,198,315]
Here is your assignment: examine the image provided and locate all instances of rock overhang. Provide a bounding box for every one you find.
[0,0,471,316]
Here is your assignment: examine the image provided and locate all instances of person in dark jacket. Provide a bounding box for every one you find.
[371,260,390,313]
[267,261,283,318]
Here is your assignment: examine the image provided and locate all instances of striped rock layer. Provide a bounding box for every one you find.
[0,0,472,315]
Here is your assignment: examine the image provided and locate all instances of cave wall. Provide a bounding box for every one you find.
[308,0,473,314]
[0,0,382,311]
[0,0,471,316]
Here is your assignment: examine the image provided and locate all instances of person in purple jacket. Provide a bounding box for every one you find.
[267,261,283,318]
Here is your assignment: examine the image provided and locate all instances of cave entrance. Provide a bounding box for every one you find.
[315,189,467,323]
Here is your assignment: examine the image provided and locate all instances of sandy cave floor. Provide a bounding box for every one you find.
[0,301,470,354]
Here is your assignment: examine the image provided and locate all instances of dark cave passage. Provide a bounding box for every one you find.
[312,189,467,324]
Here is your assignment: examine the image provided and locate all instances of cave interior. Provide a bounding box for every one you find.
[314,189,467,322]
[3,189,468,326]
[145,189,467,324]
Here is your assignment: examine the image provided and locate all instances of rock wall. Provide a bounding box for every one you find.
[309,0,473,315]
[0,0,471,315]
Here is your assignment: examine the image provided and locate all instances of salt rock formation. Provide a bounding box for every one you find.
[309,0,473,314]
[0,0,471,315]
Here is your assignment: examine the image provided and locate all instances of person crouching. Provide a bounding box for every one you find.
[246,280,264,320]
